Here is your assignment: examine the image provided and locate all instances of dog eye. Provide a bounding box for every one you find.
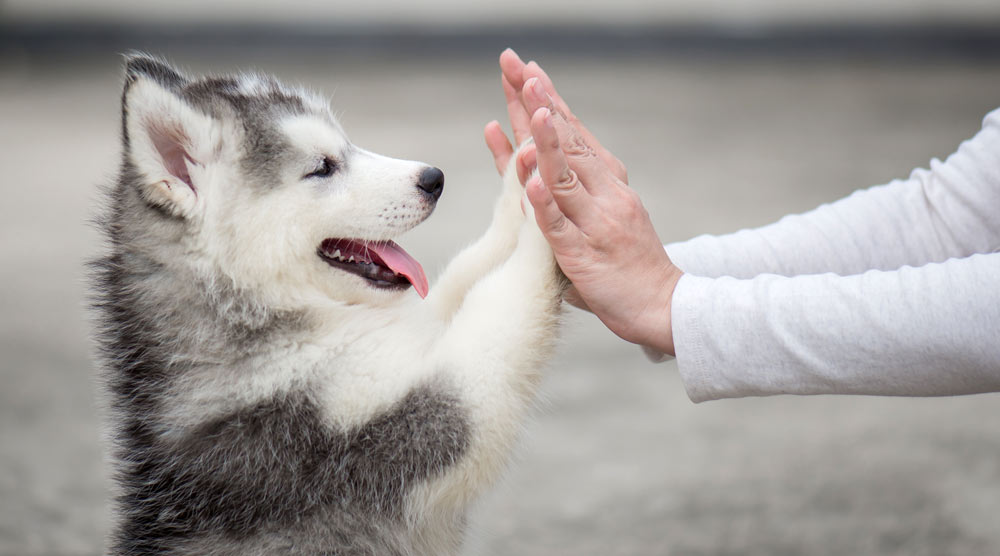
[304,157,337,179]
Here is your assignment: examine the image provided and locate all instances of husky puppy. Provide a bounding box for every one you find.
[91,55,567,555]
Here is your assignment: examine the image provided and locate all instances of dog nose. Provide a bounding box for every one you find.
[417,167,444,201]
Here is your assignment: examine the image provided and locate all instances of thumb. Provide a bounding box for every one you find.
[525,174,582,251]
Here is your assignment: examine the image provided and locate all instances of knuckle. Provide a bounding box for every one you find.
[553,168,579,190]
[564,133,596,160]
[614,188,642,216]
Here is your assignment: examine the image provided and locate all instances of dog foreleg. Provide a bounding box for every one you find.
[418,194,568,512]
[426,146,529,322]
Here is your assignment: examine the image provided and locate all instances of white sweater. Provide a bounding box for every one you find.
[656,108,1000,403]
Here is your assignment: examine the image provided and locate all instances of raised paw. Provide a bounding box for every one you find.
[493,140,535,227]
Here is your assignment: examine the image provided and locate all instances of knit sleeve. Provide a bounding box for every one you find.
[671,253,1000,403]
[665,108,1000,279]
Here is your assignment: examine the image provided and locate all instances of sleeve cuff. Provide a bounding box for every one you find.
[635,273,717,402]
[670,274,718,403]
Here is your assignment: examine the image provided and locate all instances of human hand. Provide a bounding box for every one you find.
[483,49,627,314]
[484,48,628,187]
[518,78,683,356]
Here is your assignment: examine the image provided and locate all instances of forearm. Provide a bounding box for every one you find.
[667,108,1000,279]
[671,253,1000,403]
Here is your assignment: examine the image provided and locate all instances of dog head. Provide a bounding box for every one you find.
[118,55,441,309]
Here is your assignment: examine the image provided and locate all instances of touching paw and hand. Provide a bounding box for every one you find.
[483,48,683,357]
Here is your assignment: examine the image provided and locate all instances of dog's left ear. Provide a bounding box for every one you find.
[121,54,219,218]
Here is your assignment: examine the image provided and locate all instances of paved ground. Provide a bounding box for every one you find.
[1,50,999,555]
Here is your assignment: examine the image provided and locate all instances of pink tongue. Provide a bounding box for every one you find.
[369,241,429,299]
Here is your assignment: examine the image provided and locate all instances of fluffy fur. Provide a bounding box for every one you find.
[91,54,567,555]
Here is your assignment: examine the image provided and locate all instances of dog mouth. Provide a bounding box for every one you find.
[318,238,429,298]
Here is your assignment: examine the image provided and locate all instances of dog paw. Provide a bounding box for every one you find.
[493,143,533,230]
[517,189,555,258]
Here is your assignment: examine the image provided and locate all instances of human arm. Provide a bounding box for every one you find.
[658,109,1000,371]
[518,102,1000,401]
[672,253,1000,402]
[667,109,1000,279]
[484,51,1000,401]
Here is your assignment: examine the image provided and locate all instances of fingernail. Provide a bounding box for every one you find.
[530,78,545,99]
[543,109,554,128]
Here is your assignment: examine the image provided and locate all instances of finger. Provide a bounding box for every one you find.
[502,74,532,145]
[523,79,615,195]
[499,48,527,90]
[522,61,574,121]
[484,120,514,175]
[530,107,597,226]
[522,61,628,183]
[516,144,536,186]
[525,174,584,250]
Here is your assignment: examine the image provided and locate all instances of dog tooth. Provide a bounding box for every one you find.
[333,249,341,259]
[348,256,355,262]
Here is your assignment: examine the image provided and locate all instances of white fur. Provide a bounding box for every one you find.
[127,68,563,554]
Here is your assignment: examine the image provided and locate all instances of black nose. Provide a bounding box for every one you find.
[417,167,444,201]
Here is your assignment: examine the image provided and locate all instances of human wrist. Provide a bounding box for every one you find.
[630,263,683,357]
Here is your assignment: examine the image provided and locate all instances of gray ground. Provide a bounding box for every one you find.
[2,51,999,555]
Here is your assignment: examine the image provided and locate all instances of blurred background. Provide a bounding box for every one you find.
[2,1,1000,555]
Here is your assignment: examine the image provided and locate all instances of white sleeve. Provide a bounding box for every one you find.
[665,108,1000,279]
[672,254,1000,403]
[648,108,1000,394]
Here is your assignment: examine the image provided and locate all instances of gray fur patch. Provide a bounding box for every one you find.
[180,74,311,187]
[95,56,473,555]
[110,383,468,555]
[122,53,317,189]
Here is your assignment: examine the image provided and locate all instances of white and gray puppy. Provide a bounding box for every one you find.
[91,55,567,555]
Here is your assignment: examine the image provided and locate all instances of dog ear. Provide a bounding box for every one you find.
[121,54,218,217]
